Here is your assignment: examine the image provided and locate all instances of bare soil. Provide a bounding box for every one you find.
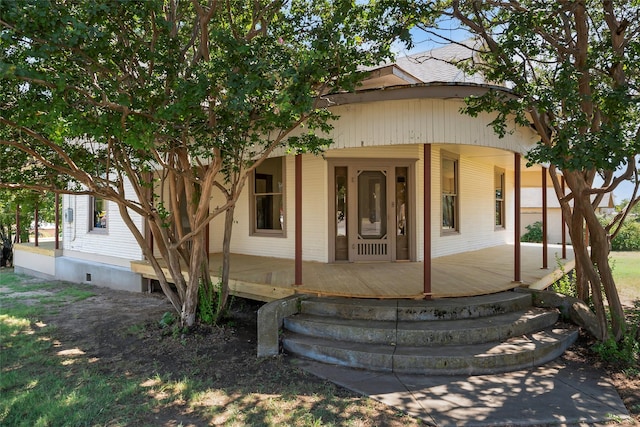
[4,273,639,425]
[18,280,418,426]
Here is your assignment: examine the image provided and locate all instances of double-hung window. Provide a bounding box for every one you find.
[90,196,108,232]
[251,157,285,236]
[441,153,459,232]
[495,168,505,228]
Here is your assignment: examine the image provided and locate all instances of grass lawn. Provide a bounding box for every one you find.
[0,271,419,426]
[610,251,640,305]
[1,254,638,426]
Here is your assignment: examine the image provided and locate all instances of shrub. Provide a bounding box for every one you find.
[611,221,640,251]
[521,221,543,243]
[592,301,640,373]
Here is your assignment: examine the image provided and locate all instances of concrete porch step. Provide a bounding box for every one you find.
[300,292,532,321]
[283,327,579,375]
[284,307,558,346]
[278,291,579,375]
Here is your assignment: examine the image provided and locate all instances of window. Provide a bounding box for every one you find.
[251,157,285,236]
[495,168,505,228]
[441,154,458,232]
[90,196,108,232]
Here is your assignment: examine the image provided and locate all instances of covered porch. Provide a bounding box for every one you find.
[131,243,574,302]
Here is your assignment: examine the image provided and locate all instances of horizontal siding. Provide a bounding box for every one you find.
[426,147,513,259]
[62,180,144,262]
[219,155,329,262]
[223,145,516,262]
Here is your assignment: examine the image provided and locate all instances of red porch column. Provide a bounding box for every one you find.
[295,153,302,286]
[34,204,39,247]
[55,194,60,250]
[15,204,20,243]
[423,144,432,298]
[514,153,521,282]
[561,176,567,259]
[145,172,154,256]
[541,167,548,269]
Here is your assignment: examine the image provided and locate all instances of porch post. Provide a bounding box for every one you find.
[145,172,154,257]
[514,153,521,282]
[55,193,60,250]
[15,204,20,243]
[34,204,39,247]
[423,144,432,298]
[561,176,567,259]
[541,167,548,269]
[295,153,302,286]
[145,172,155,292]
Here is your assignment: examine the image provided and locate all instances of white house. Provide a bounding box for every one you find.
[15,43,562,298]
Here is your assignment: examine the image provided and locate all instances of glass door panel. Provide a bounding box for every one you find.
[353,170,390,261]
[335,167,348,260]
[396,167,409,260]
[358,171,386,239]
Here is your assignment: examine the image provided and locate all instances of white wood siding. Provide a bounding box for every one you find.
[209,155,329,262]
[277,98,537,155]
[219,144,515,262]
[62,180,144,262]
[429,147,512,258]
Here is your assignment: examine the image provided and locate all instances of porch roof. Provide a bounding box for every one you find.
[131,243,574,302]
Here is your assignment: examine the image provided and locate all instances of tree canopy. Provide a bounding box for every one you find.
[1,0,411,325]
[416,0,640,340]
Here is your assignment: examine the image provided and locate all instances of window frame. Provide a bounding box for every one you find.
[250,156,286,237]
[440,152,459,234]
[89,196,108,234]
[494,167,506,229]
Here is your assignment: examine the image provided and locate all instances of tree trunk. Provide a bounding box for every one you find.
[584,202,625,340]
[217,203,235,320]
[564,171,627,340]
[182,230,208,327]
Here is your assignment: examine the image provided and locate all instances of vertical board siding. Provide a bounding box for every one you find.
[311,98,536,153]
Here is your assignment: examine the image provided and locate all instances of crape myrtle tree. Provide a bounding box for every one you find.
[416,1,640,340]
[0,0,411,327]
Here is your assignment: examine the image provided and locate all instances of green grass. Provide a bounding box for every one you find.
[610,251,640,304]
[1,273,419,426]
[0,275,145,426]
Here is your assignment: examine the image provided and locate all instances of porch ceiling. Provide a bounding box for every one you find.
[435,144,540,172]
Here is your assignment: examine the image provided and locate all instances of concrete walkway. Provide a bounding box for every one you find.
[295,359,630,426]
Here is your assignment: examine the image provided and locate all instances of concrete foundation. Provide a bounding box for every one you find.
[55,257,145,292]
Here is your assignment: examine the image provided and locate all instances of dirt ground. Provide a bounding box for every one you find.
[4,274,639,425]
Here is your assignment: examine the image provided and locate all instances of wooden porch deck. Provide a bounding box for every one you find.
[131,243,574,302]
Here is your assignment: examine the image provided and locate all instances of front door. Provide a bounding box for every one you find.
[352,169,391,261]
[332,162,413,262]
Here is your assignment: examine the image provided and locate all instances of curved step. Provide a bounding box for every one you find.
[300,292,532,321]
[284,308,558,346]
[282,327,579,375]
